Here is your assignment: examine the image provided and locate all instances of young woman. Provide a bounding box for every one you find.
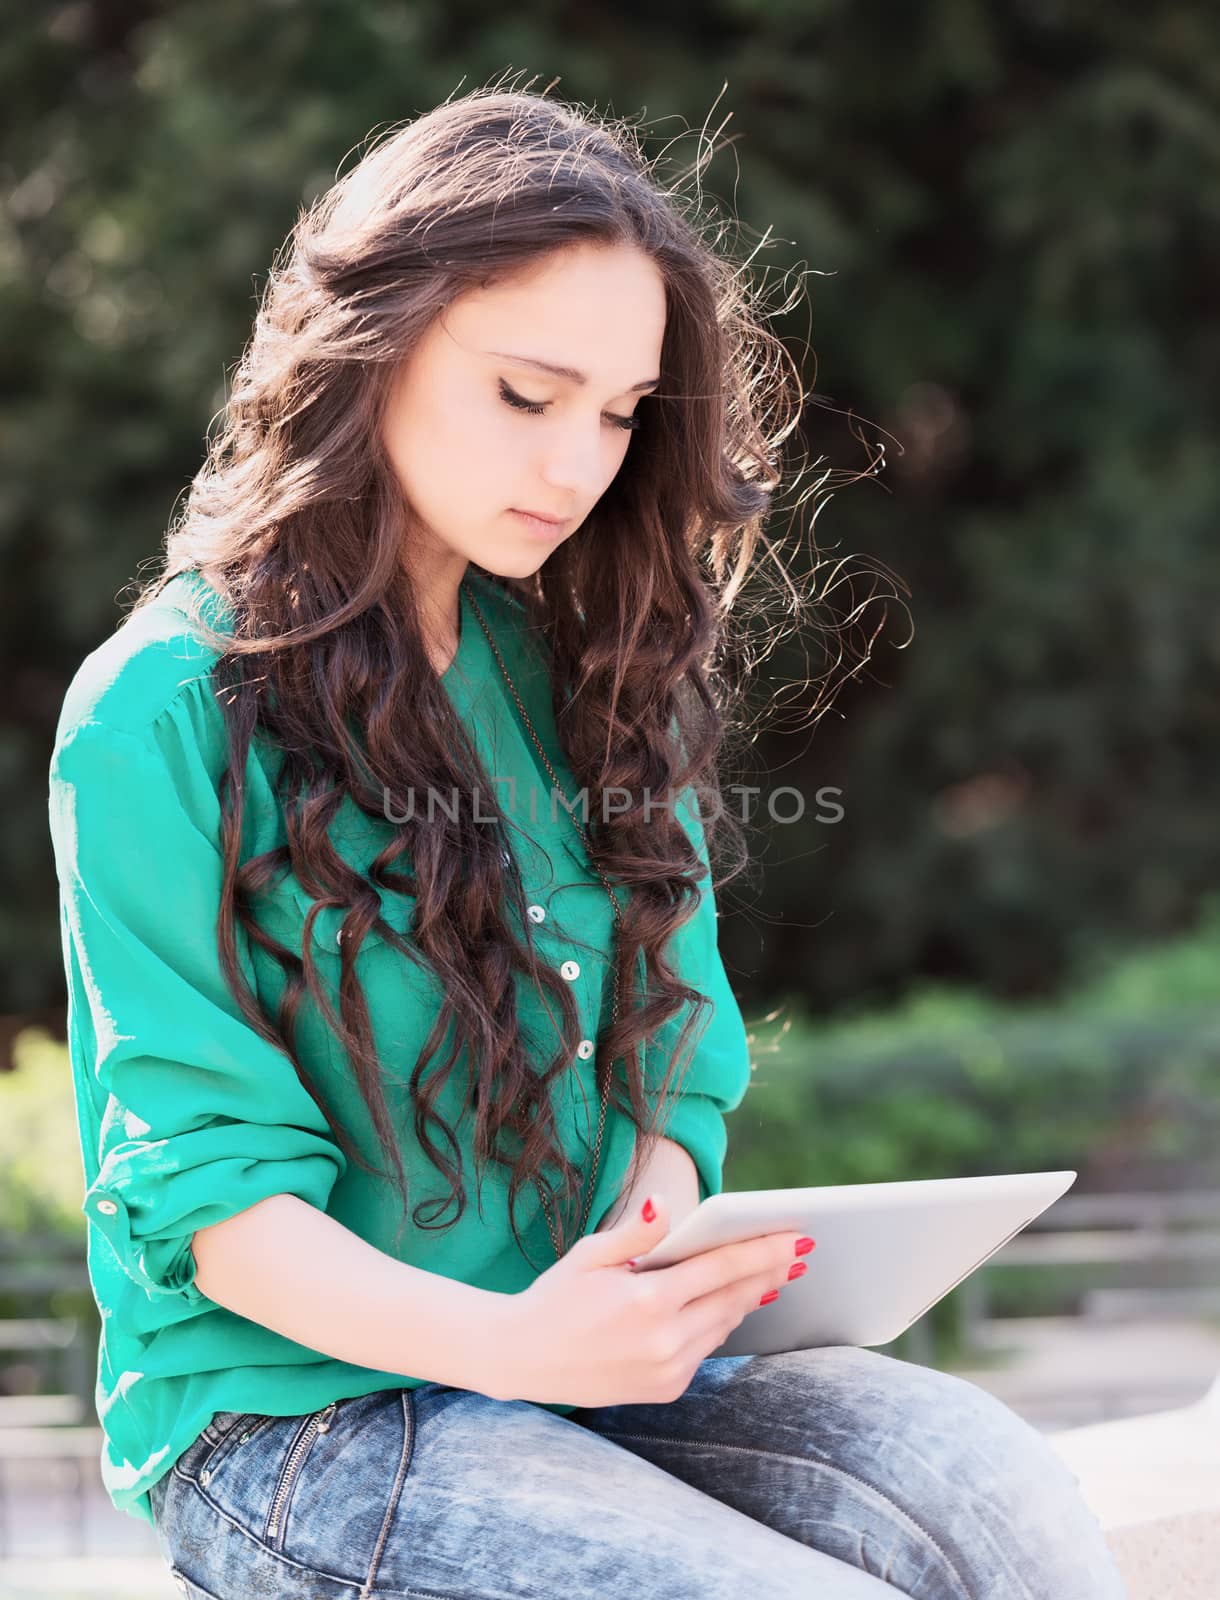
[49,85,1127,1599]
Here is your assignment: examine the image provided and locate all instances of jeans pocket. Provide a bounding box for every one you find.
[192,1412,279,1488]
[168,1565,226,1600]
[162,1391,422,1594]
[187,1400,353,1551]
[200,1410,259,1448]
[164,1412,255,1489]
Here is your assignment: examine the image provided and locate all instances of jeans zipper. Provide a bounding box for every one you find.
[265,1402,338,1543]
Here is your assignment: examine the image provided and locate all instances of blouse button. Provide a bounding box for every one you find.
[96,1199,118,1216]
[526,905,546,924]
[576,1039,595,1060]
[560,959,581,981]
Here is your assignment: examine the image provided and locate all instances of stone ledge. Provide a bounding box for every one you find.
[1047,1373,1220,1600]
[1104,1508,1220,1600]
[1046,1374,1220,1530]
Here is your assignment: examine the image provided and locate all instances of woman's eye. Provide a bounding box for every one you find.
[498,378,640,432]
[499,379,548,416]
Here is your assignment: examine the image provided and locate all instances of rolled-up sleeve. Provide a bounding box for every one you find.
[643,783,752,1203]
[48,716,347,1310]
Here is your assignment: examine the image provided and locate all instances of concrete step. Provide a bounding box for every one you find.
[1044,1372,1220,1599]
[1104,1507,1220,1600]
[1046,1378,1220,1530]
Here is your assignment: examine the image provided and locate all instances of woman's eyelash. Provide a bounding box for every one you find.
[498,378,641,432]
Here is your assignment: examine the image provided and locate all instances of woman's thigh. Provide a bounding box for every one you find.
[148,1384,903,1599]
[569,1344,1129,1600]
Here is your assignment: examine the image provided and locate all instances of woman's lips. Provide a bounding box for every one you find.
[510,509,570,539]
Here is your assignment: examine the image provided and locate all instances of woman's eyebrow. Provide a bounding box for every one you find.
[483,349,660,392]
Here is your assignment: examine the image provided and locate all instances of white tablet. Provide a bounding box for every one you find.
[629,1170,1077,1358]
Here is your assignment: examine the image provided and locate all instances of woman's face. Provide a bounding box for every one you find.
[381,240,667,583]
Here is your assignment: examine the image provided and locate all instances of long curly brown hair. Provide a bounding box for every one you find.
[127,79,892,1268]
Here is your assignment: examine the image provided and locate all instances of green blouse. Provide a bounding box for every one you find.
[47,566,752,1526]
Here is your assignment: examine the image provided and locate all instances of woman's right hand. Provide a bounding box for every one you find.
[484,1194,812,1407]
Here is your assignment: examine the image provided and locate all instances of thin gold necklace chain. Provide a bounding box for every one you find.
[462,579,622,1261]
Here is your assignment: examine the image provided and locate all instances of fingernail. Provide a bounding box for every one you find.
[641,1197,656,1223]
[759,1289,780,1305]
[794,1237,815,1256]
[788,1261,807,1280]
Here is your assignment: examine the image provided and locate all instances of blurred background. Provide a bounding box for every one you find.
[2,3,1218,1594]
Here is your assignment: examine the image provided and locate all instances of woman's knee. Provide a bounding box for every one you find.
[751,1344,1090,1515]
[744,1346,1126,1597]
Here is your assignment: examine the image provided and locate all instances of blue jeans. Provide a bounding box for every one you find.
[148,1344,1128,1598]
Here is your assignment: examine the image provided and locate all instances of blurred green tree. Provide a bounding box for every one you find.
[4,2,1217,1033]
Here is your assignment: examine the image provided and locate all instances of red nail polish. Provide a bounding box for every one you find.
[642,1198,656,1223]
[794,1237,815,1256]
[759,1289,779,1305]
[788,1261,807,1280]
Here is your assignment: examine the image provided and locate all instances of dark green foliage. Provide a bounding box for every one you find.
[5,5,1217,1031]
[728,894,1220,1194]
